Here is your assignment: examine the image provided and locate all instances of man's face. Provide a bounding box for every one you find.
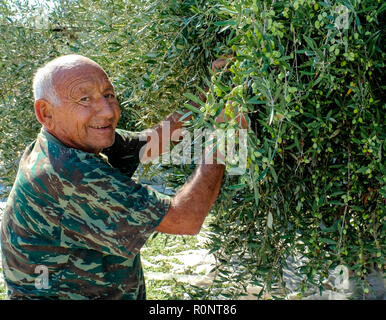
[50,63,121,154]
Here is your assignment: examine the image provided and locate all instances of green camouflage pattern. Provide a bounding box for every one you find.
[0,128,170,299]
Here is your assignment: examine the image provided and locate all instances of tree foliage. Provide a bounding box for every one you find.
[0,0,384,299]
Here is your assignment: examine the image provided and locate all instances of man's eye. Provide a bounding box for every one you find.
[80,97,89,102]
[105,93,115,99]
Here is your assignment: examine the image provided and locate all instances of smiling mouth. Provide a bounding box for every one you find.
[89,125,112,129]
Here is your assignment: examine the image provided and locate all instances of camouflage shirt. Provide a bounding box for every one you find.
[0,128,170,299]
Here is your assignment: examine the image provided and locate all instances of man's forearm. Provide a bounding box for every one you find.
[156,162,225,235]
[155,139,225,235]
[186,163,225,216]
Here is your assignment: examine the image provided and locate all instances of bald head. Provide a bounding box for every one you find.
[33,55,104,106]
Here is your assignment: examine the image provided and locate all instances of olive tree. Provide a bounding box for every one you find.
[0,0,384,299]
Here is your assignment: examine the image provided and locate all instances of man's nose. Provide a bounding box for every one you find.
[95,96,115,118]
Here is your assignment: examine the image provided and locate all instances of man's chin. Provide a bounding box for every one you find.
[96,142,114,154]
[87,137,115,154]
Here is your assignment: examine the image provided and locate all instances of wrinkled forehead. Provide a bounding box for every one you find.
[52,62,113,97]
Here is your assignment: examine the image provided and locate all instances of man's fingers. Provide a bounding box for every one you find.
[211,58,229,73]
[211,54,235,73]
[235,112,249,130]
[214,106,249,130]
[214,109,226,124]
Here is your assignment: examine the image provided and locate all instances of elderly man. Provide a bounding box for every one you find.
[0,55,227,299]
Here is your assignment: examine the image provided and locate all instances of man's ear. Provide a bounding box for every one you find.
[34,99,55,130]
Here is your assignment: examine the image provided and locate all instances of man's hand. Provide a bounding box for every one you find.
[211,56,233,73]
[211,57,249,130]
[215,101,249,130]
[140,58,233,162]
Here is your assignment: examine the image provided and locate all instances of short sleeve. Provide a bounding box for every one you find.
[102,129,147,178]
[60,160,170,258]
